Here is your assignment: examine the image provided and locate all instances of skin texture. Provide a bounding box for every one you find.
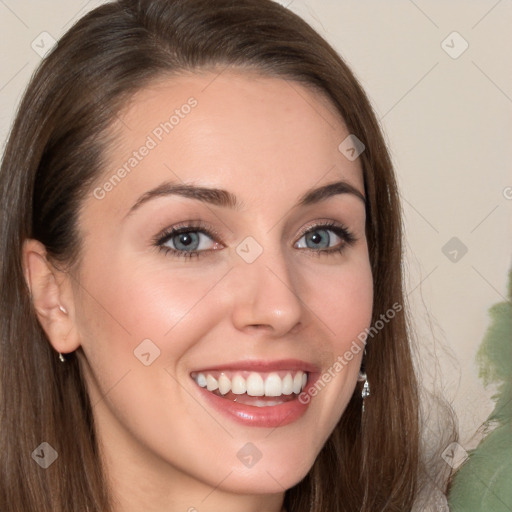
[23,71,373,512]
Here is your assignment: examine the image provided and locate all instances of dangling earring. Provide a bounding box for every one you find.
[360,375,370,413]
[57,305,67,362]
[357,349,370,413]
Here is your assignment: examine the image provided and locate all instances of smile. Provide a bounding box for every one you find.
[191,370,308,405]
[190,361,319,428]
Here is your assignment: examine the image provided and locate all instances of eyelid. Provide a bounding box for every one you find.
[153,220,223,247]
[294,219,357,242]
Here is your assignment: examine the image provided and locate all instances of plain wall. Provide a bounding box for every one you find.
[1,0,511,453]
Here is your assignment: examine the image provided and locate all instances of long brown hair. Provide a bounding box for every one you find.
[0,0,448,510]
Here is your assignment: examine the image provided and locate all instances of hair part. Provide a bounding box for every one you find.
[0,0,448,510]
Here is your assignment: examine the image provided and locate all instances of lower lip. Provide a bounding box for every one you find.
[193,374,319,428]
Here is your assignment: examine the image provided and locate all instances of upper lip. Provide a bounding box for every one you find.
[191,359,320,374]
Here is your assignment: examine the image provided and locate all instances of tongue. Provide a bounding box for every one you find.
[212,389,297,404]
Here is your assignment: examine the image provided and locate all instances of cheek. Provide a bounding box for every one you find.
[300,250,374,347]
[317,267,373,337]
[72,250,233,422]
[75,252,229,354]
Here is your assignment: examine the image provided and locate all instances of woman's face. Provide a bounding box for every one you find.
[70,71,373,503]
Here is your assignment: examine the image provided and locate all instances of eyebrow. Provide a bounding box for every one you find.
[126,179,365,216]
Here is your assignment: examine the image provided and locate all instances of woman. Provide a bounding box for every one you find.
[0,0,454,510]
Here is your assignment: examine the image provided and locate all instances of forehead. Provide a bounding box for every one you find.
[94,70,364,215]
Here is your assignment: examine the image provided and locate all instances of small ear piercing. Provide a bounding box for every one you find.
[59,305,67,314]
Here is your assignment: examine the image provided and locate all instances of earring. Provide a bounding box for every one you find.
[358,350,370,413]
[58,306,67,362]
[361,374,370,411]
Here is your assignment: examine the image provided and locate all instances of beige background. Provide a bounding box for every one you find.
[1,0,511,451]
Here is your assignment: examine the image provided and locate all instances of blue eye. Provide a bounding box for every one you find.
[165,231,213,252]
[294,223,356,254]
[155,223,222,259]
[296,228,340,249]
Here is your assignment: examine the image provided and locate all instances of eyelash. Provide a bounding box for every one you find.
[153,220,357,259]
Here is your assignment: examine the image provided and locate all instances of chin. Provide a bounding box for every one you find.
[222,464,312,495]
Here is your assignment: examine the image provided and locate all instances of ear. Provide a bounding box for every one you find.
[22,239,81,355]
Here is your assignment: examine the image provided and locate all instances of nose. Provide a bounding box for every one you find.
[229,246,304,337]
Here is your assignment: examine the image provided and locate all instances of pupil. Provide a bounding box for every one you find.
[180,233,192,246]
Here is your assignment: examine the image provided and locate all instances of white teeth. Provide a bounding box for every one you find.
[206,374,218,391]
[264,372,282,397]
[193,370,308,397]
[231,374,247,394]
[196,373,207,388]
[218,373,231,395]
[292,372,303,394]
[246,373,265,396]
[282,373,293,395]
